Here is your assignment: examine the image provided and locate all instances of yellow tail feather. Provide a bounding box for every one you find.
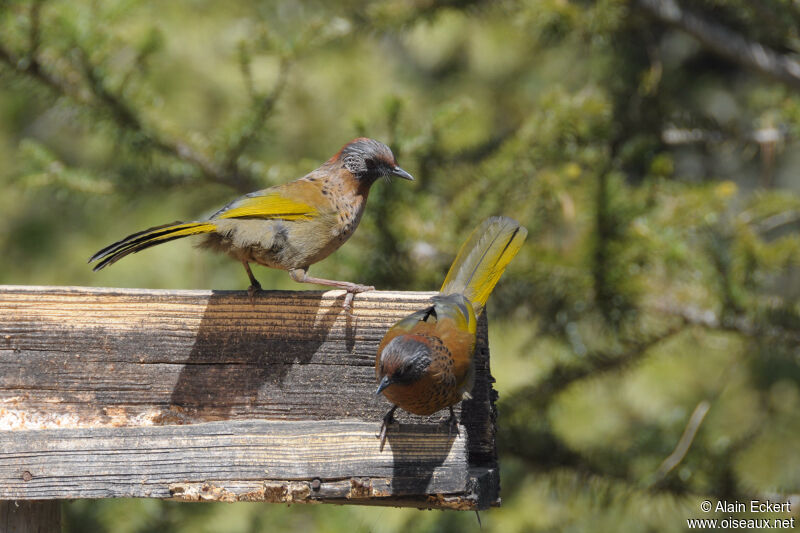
[439,216,527,313]
[89,221,217,271]
[147,222,217,241]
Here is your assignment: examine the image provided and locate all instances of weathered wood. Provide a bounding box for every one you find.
[1,421,468,499]
[0,286,499,509]
[0,500,60,533]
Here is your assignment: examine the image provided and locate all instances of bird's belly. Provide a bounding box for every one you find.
[287,207,363,267]
[204,218,338,270]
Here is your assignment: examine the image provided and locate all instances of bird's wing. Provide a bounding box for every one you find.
[400,307,436,328]
[211,191,318,221]
[210,178,330,221]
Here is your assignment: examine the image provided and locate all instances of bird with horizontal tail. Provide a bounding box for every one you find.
[89,138,413,308]
[375,216,527,451]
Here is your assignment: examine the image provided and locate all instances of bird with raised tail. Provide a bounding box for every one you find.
[375,216,527,451]
[89,138,414,308]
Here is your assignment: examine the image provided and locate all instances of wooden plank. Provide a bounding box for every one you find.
[0,501,60,533]
[0,420,470,500]
[0,286,499,509]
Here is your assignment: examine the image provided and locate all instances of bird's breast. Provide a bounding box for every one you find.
[377,330,470,416]
[381,373,461,416]
[330,191,367,241]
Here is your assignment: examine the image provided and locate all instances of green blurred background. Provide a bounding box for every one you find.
[1,0,799,531]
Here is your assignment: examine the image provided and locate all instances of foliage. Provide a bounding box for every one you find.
[1,0,798,531]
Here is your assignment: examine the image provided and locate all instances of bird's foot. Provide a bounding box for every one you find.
[377,406,397,452]
[288,269,374,312]
[247,282,262,305]
[377,421,390,453]
[343,284,375,312]
[446,406,460,438]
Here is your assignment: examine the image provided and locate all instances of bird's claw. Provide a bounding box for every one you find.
[353,284,375,293]
[378,422,390,452]
[447,407,460,437]
[343,292,355,313]
[377,407,396,452]
[343,284,374,312]
[448,418,460,438]
[247,283,262,305]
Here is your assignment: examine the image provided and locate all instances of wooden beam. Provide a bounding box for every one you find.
[0,286,499,509]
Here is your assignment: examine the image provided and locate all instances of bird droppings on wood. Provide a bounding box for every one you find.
[424,494,480,511]
[349,477,371,499]
[169,482,238,502]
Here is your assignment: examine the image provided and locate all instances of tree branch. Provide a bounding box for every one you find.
[504,323,688,411]
[73,46,257,192]
[756,210,800,235]
[636,0,800,91]
[0,36,259,192]
[223,56,291,173]
[648,302,800,344]
[28,0,43,60]
[651,400,710,483]
[0,42,68,98]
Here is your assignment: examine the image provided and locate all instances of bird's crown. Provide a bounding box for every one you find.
[378,335,432,385]
[332,138,398,179]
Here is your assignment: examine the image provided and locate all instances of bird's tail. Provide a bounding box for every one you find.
[439,216,527,314]
[89,221,217,271]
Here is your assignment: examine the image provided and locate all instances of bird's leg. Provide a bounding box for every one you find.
[242,261,262,304]
[447,406,460,437]
[289,268,374,310]
[377,405,398,452]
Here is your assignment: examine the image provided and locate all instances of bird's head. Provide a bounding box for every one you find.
[375,335,431,395]
[335,138,414,183]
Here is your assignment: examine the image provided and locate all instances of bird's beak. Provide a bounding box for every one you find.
[375,375,392,395]
[391,166,414,181]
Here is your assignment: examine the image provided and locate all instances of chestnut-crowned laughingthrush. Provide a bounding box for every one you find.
[89,138,413,307]
[375,216,527,450]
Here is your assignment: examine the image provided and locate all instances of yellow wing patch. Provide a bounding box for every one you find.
[215,193,318,221]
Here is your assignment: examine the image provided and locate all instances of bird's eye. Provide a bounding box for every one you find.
[393,365,411,380]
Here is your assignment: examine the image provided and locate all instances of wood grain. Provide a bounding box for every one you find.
[0,286,499,509]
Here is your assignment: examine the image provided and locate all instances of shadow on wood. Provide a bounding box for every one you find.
[385,423,457,496]
[170,291,351,420]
